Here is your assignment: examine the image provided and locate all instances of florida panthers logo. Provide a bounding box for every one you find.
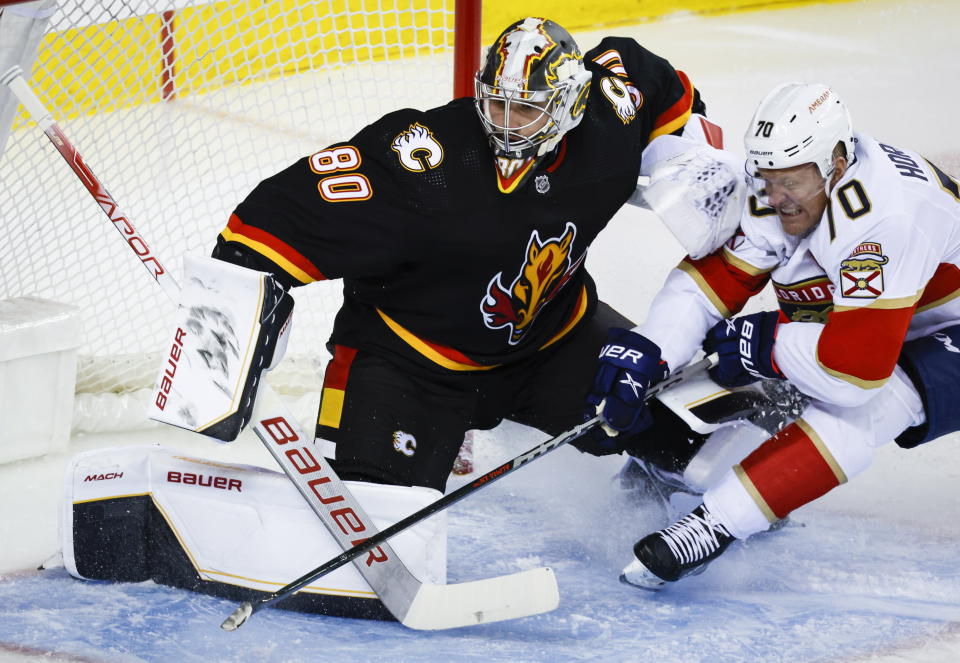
[481,222,585,345]
[391,123,444,172]
[839,242,888,299]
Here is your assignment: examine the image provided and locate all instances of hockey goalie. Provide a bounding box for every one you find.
[56,15,753,624]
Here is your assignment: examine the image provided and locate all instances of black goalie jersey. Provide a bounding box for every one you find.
[215,37,700,372]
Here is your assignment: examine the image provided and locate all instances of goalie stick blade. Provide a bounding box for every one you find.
[220,602,253,631]
[400,567,559,630]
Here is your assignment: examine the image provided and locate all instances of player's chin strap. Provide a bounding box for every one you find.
[220,354,715,630]
[1,66,560,631]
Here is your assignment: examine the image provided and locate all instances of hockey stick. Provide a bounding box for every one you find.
[221,355,714,630]
[1,66,558,630]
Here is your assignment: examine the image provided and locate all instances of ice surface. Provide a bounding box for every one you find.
[2,425,960,662]
[2,1,959,661]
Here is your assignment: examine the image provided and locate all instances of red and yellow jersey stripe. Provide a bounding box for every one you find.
[377,309,499,371]
[219,213,326,285]
[377,285,590,371]
[317,345,358,429]
[677,250,771,318]
[736,419,847,522]
[817,296,920,389]
[916,262,960,313]
[649,70,695,141]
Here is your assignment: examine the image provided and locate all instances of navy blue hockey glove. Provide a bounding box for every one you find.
[702,311,784,388]
[583,328,670,448]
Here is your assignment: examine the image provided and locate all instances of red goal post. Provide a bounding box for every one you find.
[0,0,481,433]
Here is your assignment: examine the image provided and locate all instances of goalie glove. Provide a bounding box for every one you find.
[638,136,745,260]
[148,255,294,441]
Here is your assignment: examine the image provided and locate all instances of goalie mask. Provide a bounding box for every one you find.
[475,17,592,192]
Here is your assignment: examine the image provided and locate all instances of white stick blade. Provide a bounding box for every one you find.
[221,602,253,631]
[400,567,559,630]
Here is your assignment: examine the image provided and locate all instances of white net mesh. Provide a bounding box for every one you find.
[0,0,457,431]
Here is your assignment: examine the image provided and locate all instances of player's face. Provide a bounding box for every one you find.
[484,99,550,139]
[753,164,828,236]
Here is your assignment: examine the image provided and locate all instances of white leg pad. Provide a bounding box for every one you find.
[64,445,446,598]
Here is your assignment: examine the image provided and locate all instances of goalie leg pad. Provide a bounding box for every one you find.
[621,400,711,476]
[620,405,771,497]
[64,446,447,620]
[148,255,293,441]
[623,371,808,496]
[682,420,770,494]
[652,368,805,438]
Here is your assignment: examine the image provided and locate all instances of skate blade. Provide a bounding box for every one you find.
[619,558,667,591]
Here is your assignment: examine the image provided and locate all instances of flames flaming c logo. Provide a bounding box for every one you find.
[481,222,585,345]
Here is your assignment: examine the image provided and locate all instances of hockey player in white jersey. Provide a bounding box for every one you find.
[588,81,960,588]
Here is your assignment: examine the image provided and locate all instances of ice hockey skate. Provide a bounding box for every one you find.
[615,455,702,517]
[620,503,736,589]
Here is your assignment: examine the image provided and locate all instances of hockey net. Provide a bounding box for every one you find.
[0,0,478,433]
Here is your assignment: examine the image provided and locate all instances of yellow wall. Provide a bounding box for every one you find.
[482,0,857,40]
[22,0,451,123]
[172,0,449,97]
[20,0,855,124]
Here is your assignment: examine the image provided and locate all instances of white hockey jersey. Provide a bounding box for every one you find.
[640,131,960,407]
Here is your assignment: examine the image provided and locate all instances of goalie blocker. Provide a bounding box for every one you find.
[148,256,293,441]
[65,446,447,621]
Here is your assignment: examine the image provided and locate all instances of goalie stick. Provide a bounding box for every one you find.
[1,65,558,630]
[220,355,714,630]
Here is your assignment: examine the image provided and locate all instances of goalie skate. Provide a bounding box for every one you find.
[615,456,701,517]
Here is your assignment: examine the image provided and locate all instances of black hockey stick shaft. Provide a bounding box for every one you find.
[225,355,714,625]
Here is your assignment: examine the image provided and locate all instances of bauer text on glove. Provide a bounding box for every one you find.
[702,311,783,388]
[585,328,670,436]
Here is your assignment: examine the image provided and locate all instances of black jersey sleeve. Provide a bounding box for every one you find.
[586,36,698,143]
[215,110,430,286]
